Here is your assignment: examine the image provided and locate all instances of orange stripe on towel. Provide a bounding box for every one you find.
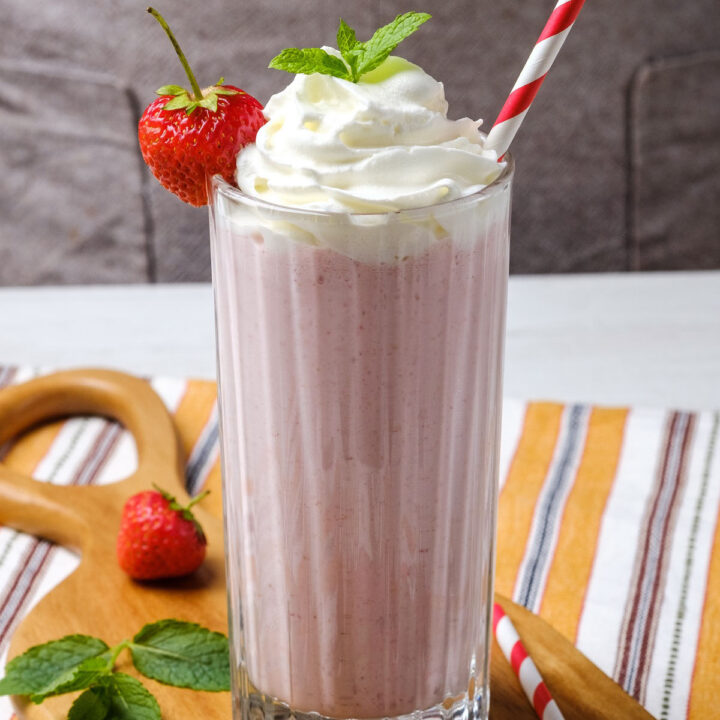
[496,402,565,598]
[538,407,629,641]
[687,504,720,718]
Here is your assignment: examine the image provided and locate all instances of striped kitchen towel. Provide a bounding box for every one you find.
[0,366,719,720]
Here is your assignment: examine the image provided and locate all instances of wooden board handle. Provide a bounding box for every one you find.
[0,369,186,548]
[0,369,182,469]
[0,465,86,549]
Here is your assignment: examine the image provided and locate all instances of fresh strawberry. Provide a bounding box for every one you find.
[117,485,210,580]
[138,8,265,206]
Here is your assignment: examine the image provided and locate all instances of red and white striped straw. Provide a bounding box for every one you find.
[493,602,565,720]
[484,0,586,158]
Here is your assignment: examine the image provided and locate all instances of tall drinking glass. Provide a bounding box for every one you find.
[209,157,513,720]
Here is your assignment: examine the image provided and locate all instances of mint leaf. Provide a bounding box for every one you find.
[355,12,431,77]
[29,655,113,703]
[68,687,111,720]
[336,19,357,55]
[130,619,230,691]
[269,12,431,83]
[0,635,108,699]
[269,48,351,81]
[104,674,160,720]
[337,19,364,81]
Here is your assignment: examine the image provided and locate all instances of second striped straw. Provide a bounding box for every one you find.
[493,603,565,720]
[484,0,586,159]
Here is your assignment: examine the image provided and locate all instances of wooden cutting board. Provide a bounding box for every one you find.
[0,369,653,720]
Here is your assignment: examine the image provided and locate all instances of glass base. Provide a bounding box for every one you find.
[235,676,489,720]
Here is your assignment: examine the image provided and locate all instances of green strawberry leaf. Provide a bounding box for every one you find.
[212,76,240,95]
[158,80,236,114]
[151,484,209,542]
[355,11,431,77]
[155,84,187,96]
[0,635,108,700]
[162,93,193,111]
[153,485,177,505]
[130,619,230,691]
[269,48,351,81]
[68,686,111,720]
[199,94,218,112]
[103,674,161,720]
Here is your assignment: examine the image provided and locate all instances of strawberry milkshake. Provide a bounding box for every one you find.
[210,16,512,720]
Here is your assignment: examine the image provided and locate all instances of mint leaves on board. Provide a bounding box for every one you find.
[67,683,114,720]
[130,619,230,691]
[269,11,431,83]
[0,635,109,702]
[0,620,230,720]
[68,675,160,720]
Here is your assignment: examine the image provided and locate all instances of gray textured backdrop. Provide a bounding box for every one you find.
[1,0,719,284]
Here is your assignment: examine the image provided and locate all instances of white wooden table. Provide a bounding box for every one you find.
[1,271,718,410]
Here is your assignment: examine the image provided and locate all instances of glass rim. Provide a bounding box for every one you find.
[211,152,514,221]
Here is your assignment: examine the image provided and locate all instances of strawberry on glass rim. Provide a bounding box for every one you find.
[138,8,265,207]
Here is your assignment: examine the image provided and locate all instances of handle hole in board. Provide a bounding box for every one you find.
[0,414,138,488]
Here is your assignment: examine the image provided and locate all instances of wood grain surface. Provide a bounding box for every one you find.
[0,370,653,720]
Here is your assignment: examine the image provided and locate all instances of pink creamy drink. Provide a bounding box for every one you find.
[211,46,512,720]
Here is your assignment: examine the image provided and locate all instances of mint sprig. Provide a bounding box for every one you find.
[0,620,230,719]
[269,11,431,83]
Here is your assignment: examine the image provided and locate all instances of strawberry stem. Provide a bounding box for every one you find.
[147,7,203,100]
[187,489,210,510]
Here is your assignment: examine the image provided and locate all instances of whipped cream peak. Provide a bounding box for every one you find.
[236,54,504,213]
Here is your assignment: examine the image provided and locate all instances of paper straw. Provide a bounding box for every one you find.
[484,0,586,158]
[493,602,566,720]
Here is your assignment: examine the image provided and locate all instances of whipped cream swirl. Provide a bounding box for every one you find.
[236,54,504,213]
